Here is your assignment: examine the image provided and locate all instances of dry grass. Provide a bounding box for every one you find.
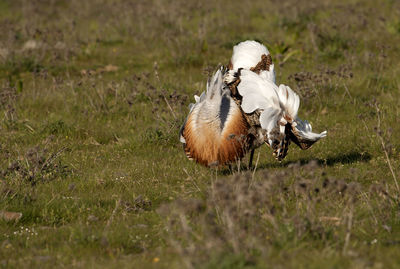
[0,0,400,268]
[160,161,398,268]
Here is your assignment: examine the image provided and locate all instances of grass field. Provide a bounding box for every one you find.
[1,0,400,268]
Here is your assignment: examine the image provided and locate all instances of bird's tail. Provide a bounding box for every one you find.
[180,67,227,144]
[205,66,226,99]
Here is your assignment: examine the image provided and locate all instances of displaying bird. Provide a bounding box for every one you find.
[180,40,327,168]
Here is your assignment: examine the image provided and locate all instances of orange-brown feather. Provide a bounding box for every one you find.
[219,108,249,163]
[183,106,249,166]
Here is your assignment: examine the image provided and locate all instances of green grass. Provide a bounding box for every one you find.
[1,0,400,268]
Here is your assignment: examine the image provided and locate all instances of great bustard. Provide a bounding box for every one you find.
[179,40,327,167]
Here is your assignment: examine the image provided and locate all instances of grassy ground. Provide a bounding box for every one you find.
[1,0,400,268]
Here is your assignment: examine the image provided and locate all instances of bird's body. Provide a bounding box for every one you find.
[180,40,327,167]
[180,69,249,166]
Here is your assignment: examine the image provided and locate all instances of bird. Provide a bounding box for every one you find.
[179,40,327,168]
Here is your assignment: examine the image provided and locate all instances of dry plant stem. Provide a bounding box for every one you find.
[343,83,355,104]
[375,104,400,194]
[343,204,354,255]
[104,198,121,231]
[250,152,260,189]
[360,192,378,225]
[154,61,177,120]
[308,24,319,52]
[183,168,202,194]
[45,194,57,207]
[211,170,223,226]
[40,147,66,173]
[225,213,240,254]
[162,94,177,120]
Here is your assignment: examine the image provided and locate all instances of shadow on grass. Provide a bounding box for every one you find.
[258,151,372,170]
[219,151,371,174]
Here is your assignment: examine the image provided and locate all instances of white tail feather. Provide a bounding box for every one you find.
[180,68,226,144]
[294,118,327,141]
[206,68,224,97]
[259,106,282,142]
[259,65,275,82]
[237,70,280,114]
[277,84,300,121]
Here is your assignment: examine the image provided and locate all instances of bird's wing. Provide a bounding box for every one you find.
[236,68,326,156]
[289,118,327,150]
[237,69,283,144]
[237,69,280,113]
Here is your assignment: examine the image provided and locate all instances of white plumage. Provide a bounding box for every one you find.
[180,40,327,167]
[231,41,270,71]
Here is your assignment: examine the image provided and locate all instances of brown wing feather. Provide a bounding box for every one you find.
[250,54,272,74]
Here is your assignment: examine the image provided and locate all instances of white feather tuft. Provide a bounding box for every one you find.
[223,70,237,85]
[259,106,282,136]
[179,134,186,143]
[294,118,327,141]
[231,40,269,70]
[237,69,280,114]
[259,64,275,83]
[206,67,225,97]
[276,84,300,121]
[230,40,276,83]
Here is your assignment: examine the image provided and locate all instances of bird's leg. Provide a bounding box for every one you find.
[248,148,255,170]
